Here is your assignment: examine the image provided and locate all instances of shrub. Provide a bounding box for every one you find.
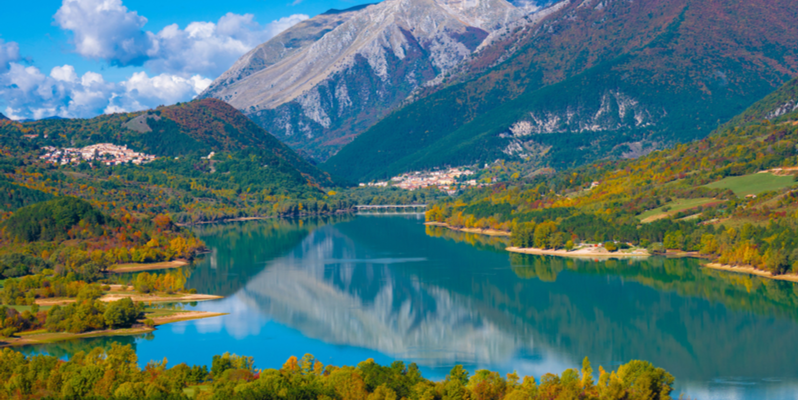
[648,242,666,254]
[603,242,619,252]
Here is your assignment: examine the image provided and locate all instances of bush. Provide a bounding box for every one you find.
[104,297,140,328]
[603,242,619,252]
[144,319,155,328]
[648,242,666,254]
[0,327,17,338]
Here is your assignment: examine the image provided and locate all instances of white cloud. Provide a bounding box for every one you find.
[1,62,209,120]
[117,71,211,107]
[1,1,310,120]
[54,0,154,66]
[0,40,21,72]
[50,65,79,82]
[54,0,309,77]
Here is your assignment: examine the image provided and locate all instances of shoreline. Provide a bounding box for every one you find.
[176,216,270,226]
[36,289,223,306]
[0,311,227,348]
[108,259,189,273]
[424,221,511,237]
[175,209,354,227]
[426,220,797,282]
[704,263,798,282]
[507,246,651,258]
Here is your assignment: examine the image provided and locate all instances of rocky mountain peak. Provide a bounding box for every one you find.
[201,0,551,161]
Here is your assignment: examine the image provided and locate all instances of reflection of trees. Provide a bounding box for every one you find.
[336,217,798,380]
[148,216,796,384]
[509,253,798,319]
[422,224,797,318]
[424,225,509,253]
[17,334,143,359]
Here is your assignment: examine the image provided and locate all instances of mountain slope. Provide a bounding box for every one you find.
[2,98,337,188]
[324,0,797,181]
[427,78,798,274]
[202,0,549,161]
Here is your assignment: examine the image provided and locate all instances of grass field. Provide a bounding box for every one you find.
[704,173,797,197]
[638,198,716,222]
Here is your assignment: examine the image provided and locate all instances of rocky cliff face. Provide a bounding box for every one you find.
[202,0,550,161]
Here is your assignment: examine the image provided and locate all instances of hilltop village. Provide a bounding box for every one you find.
[39,143,156,166]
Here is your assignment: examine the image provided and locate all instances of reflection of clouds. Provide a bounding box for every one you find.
[677,380,799,400]
[189,296,270,339]
[235,227,537,368]
[494,352,574,379]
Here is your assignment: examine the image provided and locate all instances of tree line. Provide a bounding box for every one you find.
[0,344,675,400]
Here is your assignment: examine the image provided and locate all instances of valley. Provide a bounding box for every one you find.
[0,0,796,399]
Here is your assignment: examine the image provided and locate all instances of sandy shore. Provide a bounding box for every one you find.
[507,246,651,258]
[704,263,798,282]
[0,311,226,348]
[424,222,511,237]
[36,292,223,306]
[109,259,189,273]
[176,216,269,226]
[150,311,227,325]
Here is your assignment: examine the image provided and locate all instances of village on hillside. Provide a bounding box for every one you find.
[39,143,156,166]
[360,167,486,194]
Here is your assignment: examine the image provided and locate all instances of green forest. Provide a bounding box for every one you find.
[0,344,675,400]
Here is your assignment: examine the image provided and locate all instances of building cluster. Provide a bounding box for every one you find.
[40,143,156,166]
[360,167,482,194]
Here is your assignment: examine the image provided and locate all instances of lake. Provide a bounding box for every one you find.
[21,215,799,400]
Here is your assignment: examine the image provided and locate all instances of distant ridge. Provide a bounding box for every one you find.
[321,3,376,15]
[0,113,7,121]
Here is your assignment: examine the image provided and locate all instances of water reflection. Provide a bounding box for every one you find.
[19,216,798,400]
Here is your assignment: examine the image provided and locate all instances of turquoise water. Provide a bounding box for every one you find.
[21,215,799,400]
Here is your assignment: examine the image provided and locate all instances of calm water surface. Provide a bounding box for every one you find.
[23,215,799,400]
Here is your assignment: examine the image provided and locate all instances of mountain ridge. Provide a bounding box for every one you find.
[324,0,797,181]
[202,0,551,161]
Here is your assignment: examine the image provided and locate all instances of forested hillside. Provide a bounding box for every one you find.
[325,0,797,182]
[426,79,798,275]
[0,99,364,224]
[0,196,202,281]
[1,99,337,189]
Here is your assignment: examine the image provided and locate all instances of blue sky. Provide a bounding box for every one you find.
[0,0,375,120]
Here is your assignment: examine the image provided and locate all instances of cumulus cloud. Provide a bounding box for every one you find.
[106,71,211,113]
[54,0,154,66]
[0,40,21,72]
[0,61,210,120]
[1,1,310,120]
[55,0,309,77]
